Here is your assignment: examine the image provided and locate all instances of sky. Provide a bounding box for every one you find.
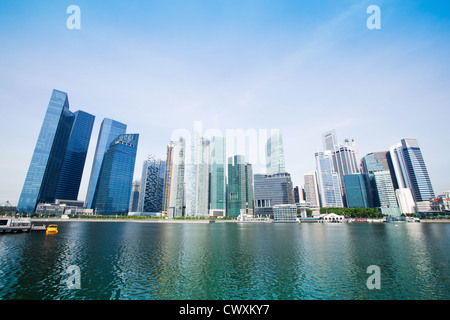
[1,0,449,206]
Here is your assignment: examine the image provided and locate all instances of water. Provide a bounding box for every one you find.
[0,221,448,300]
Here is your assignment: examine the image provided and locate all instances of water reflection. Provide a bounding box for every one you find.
[0,222,448,300]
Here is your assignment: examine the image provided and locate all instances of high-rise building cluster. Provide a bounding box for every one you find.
[306,129,436,217]
[17,89,139,215]
[17,89,440,218]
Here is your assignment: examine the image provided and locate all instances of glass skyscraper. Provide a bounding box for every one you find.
[92,134,139,214]
[209,136,226,216]
[54,110,95,201]
[315,151,343,208]
[184,133,210,217]
[227,155,254,217]
[361,151,400,215]
[138,155,167,213]
[400,139,434,202]
[17,89,91,213]
[265,129,286,174]
[343,174,369,208]
[85,118,127,209]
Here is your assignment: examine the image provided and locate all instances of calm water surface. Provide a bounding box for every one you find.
[0,221,448,300]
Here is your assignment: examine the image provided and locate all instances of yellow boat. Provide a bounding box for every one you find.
[46,225,58,234]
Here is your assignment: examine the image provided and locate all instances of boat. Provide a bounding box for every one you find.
[46,225,58,234]
[0,218,47,233]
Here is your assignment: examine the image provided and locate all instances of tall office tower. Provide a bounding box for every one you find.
[129,180,140,212]
[344,138,361,169]
[331,143,360,206]
[389,143,409,189]
[227,155,254,217]
[389,139,435,203]
[165,138,186,218]
[253,172,295,218]
[92,134,139,214]
[184,133,210,217]
[315,151,343,208]
[361,151,400,215]
[209,136,226,217]
[265,129,286,174]
[343,174,369,208]
[138,155,167,213]
[304,171,320,212]
[395,188,416,214]
[400,139,435,202]
[163,141,174,215]
[18,90,76,213]
[371,171,400,216]
[55,110,95,201]
[322,129,338,151]
[85,118,127,209]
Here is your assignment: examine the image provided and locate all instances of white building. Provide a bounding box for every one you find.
[184,133,210,218]
[396,188,416,214]
[317,213,344,223]
[166,138,186,218]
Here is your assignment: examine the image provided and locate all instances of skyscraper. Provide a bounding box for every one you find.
[304,171,320,214]
[389,139,435,203]
[92,134,139,214]
[400,139,435,202]
[322,129,338,151]
[138,155,167,213]
[265,129,286,174]
[253,172,295,218]
[85,118,127,209]
[129,180,140,212]
[227,155,254,217]
[166,138,186,218]
[315,151,343,208]
[17,89,79,213]
[55,110,95,201]
[209,136,226,217]
[184,133,210,217]
[361,151,400,215]
[343,174,369,208]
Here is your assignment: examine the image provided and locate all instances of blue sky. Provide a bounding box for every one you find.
[1,0,450,205]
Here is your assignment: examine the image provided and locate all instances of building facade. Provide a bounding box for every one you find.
[85,118,127,209]
[254,172,295,217]
[184,133,210,217]
[343,174,369,208]
[209,136,226,217]
[92,134,139,214]
[138,155,167,213]
[227,155,254,217]
[265,129,286,174]
[166,138,186,218]
[315,151,343,208]
[17,89,81,213]
[55,110,95,201]
[303,171,321,214]
[273,204,297,223]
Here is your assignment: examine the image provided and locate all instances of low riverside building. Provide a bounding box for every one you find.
[317,213,344,223]
[273,204,297,223]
